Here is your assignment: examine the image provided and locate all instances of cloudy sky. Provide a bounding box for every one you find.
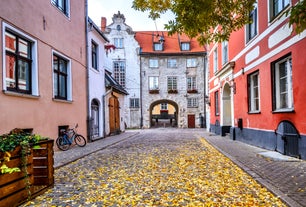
[88,0,175,31]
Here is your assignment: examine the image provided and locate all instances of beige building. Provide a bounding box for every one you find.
[135,32,207,128]
[0,1,87,141]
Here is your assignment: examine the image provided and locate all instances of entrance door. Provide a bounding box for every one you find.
[91,99,99,139]
[276,121,300,158]
[109,97,120,134]
[188,114,195,128]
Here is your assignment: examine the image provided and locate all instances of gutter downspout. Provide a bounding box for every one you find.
[85,0,91,141]
[139,50,143,128]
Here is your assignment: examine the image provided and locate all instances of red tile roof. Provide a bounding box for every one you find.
[135,31,206,54]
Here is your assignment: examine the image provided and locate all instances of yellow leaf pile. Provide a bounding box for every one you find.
[22,137,286,207]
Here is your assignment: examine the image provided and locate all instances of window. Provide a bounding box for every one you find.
[130,98,140,108]
[114,38,123,48]
[154,43,163,51]
[222,41,228,65]
[187,77,197,91]
[187,98,198,108]
[161,103,168,110]
[4,30,32,94]
[167,76,177,90]
[91,41,98,70]
[3,24,39,96]
[113,61,125,87]
[248,71,260,112]
[215,91,219,115]
[187,58,197,68]
[53,54,70,100]
[149,76,159,90]
[167,59,177,68]
[149,59,159,68]
[51,0,70,17]
[246,3,258,42]
[270,0,290,20]
[272,55,293,111]
[181,42,190,51]
[213,48,218,73]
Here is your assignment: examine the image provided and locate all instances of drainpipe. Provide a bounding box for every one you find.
[203,52,207,129]
[102,89,112,137]
[85,0,91,141]
[139,48,143,128]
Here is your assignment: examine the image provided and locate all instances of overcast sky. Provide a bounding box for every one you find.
[88,0,175,31]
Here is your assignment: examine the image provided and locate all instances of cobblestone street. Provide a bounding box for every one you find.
[20,128,305,206]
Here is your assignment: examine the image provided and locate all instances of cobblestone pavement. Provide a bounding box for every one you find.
[203,133,306,207]
[20,128,306,206]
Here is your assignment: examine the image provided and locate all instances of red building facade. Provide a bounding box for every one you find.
[208,0,306,159]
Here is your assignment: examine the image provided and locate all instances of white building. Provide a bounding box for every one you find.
[102,12,141,129]
[87,18,109,140]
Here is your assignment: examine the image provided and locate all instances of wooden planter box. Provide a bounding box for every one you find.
[33,139,54,187]
[0,146,34,207]
[0,139,54,207]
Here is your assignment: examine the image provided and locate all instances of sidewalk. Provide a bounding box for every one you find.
[200,131,306,207]
[54,130,140,169]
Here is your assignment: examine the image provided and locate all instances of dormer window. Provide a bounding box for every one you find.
[181,42,190,51]
[116,25,121,31]
[153,42,163,51]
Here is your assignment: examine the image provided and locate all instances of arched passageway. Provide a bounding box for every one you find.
[149,99,179,128]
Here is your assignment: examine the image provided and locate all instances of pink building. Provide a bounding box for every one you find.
[208,0,306,159]
[0,1,87,143]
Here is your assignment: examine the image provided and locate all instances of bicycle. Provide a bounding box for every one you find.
[56,124,86,151]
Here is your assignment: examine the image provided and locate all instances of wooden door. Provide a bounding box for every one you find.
[188,114,195,128]
[109,97,120,134]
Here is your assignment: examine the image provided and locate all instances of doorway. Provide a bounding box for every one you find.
[91,99,100,139]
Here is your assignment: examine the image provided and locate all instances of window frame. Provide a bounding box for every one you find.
[51,0,70,17]
[52,52,72,101]
[247,70,260,113]
[269,0,290,21]
[222,41,228,65]
[187,98,198,108]
[186,58,197,68]
[91,40,98,70]
[181,42,190,51]
[272,54,293,112]
[2,23,39,96]
[153,42,163,51]
[161,103,168,110]
[167,58,177,68]
[114,38,123,48]
[246,2,258,43]
[113,60,126,87]
[130,98,140,108]
[215,91,219,116]
[167,76,178,91]
[149,59,159,68]
[187,76,197,91]
[149,76,159,90]
[213,48,218,73]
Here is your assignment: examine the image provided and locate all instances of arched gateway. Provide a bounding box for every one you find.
[149,99,179,128]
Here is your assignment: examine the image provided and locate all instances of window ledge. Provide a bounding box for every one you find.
[52,98,73,104]
[248,111,261,114]
[272,108,295,114]
[3,90,40,99]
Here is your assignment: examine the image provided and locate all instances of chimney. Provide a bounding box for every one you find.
[101,17,106,32]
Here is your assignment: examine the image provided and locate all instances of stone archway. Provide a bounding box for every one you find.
[221,83,232,136]
[149,99,179,128]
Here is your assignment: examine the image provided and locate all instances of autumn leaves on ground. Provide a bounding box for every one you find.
[23,135,286,207]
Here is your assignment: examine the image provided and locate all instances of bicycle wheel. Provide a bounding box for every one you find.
[56,136,70,151]
[74,134,86,147]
